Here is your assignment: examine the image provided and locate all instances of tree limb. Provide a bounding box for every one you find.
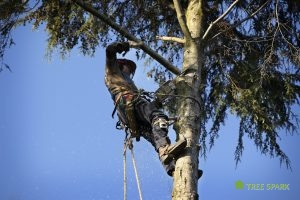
[202,0,240,40]
[156,36,185,44]
[172,0,192,41]
[73,0,181,75]
[210,0,271,40]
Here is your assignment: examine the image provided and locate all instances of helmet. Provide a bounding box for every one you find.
[117,59,136,74]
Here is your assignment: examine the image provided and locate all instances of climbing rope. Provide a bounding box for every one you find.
[123,136,143,200]
[123,145,127,200]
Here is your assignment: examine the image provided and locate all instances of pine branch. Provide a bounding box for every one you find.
[202,0,240,40]
[73,0,181,75]
[210,0,271,40]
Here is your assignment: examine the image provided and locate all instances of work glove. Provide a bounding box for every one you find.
[115,42,130,54]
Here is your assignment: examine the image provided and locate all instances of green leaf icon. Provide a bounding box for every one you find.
[235,180,244,190]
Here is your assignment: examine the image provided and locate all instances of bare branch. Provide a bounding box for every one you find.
[73,0,181,75]
[210,0,271,40]
[156,36,185,44]
[274,0,297,50]
[128,40,143,49]
[172,0,192,41]
[202,0,240,40]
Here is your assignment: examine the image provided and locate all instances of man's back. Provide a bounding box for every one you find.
[104,42,138,100]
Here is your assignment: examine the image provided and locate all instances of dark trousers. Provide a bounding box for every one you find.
[134,98,175,176]
[134,98,170,150]
[117,96,174,175]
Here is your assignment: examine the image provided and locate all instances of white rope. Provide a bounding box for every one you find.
[130,147,143,200]
[123,138,143,200]
[123,146,127,200]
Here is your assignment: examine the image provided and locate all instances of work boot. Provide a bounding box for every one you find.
[164,160,175,177]
[159,139,187,165]
[198,169,203,179]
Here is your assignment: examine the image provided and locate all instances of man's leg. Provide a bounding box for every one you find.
[135,99,186,175]
[151,112,186,158]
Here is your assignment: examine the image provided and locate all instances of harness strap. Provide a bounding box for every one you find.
[111,91,132,119]
[112,91,141,139]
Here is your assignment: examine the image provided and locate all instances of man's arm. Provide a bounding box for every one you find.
[106,42,130,72]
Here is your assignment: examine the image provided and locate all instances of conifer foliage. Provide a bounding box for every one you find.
[1,0,299,199]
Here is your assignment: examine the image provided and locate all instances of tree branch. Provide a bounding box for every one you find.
[202,0,240,40]
[210,0,271,40]
[156,36,185,44]
[172,0,192,41]
[73,0,181,75]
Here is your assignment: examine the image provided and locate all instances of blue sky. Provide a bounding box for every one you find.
[0,25,299,200]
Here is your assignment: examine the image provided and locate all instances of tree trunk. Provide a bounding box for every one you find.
[172,1,203,199]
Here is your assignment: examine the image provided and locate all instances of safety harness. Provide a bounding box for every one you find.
[112,89,154,140]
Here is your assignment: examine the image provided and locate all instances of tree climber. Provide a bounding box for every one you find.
[104,41,187,176]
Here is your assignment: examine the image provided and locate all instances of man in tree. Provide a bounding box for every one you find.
[105,41,187,176]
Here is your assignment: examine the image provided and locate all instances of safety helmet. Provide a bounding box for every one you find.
[117,59,136,74]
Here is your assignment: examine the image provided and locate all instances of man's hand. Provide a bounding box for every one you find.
[128,40,143,49]
[113,41,142,55]
[116,42,130,53]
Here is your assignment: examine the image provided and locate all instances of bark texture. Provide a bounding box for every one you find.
[172,1,204,199]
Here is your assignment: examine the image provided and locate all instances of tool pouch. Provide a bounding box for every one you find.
[125,101,140,139]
